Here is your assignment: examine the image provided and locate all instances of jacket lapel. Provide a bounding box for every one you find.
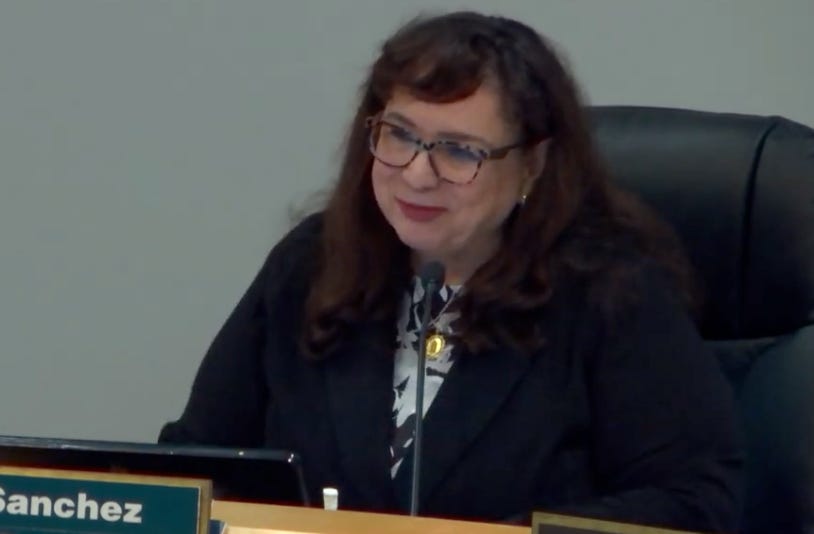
[394,342,535,510]
[322,320,397,508]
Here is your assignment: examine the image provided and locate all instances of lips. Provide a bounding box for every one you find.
[396,198,446,222]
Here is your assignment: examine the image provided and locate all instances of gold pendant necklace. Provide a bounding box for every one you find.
[419,282,461,361]
[426,333,446,360]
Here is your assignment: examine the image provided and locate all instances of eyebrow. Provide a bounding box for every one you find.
[382,111,495,148]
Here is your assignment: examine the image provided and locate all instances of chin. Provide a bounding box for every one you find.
[391,221,445,257]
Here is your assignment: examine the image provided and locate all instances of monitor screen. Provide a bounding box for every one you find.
[0,435,310,506]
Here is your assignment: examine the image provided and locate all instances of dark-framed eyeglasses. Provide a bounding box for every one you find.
[365,116,525,185]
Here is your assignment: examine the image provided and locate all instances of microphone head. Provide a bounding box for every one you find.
[418,261,445,288]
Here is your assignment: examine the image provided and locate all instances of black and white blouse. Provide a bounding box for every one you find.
[390,276,461,477]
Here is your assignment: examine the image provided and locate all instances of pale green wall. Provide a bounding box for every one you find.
[1,0,811,441]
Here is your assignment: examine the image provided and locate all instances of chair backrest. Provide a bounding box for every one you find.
[589,106,814,534]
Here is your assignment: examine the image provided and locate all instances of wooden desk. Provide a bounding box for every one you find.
[211,500,527,534]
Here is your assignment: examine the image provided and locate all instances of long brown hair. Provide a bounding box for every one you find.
[302,12,693,358]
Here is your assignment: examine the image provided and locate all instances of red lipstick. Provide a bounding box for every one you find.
[396,199,446,222]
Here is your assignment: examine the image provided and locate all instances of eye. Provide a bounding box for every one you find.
[383,123,418,144]
[439,143,483,163]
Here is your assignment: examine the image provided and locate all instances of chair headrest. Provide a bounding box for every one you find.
[589,106,814,339]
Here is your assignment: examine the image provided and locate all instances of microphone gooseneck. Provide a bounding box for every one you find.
[410,261,445,516]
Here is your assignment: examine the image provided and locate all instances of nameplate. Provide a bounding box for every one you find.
[533,511,700,534]
[0,466,211,533]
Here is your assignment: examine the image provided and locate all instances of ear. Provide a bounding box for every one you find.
[520,139,550,195]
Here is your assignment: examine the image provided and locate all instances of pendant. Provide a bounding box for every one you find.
[426,333,446,359]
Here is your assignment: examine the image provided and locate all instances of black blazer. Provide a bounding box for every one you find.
[160,214,742,532]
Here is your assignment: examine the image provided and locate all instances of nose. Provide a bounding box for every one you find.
[400,149,440,190]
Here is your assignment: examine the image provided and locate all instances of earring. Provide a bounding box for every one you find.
[519,193,528,205]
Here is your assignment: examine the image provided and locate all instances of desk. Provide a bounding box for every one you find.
[211,500,527,534]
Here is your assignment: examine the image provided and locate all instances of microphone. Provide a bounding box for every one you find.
[410,261,445,516]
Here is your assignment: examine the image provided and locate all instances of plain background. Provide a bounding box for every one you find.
[1,0,812,442]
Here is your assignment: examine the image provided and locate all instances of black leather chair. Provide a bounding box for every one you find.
[590,106,814,534]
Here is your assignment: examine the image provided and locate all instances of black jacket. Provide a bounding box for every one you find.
[160,214,742,532]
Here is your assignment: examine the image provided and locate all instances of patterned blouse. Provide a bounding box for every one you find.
[390,276,461,478]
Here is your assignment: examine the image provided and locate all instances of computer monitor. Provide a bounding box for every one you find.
[0,435,310,506]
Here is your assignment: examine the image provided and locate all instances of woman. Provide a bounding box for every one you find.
[160,11,742,532]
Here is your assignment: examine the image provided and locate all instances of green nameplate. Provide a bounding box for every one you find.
[0,466,211,534]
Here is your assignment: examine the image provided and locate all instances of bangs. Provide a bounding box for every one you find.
[370,20,497,105]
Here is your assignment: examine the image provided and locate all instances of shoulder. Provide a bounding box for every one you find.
[581,255,701,368]
[552,215,691,321]
[550,247,710,391]
[271,211,324,258]
[548,244,691,353]
[589,254,681,313]
[255,211,324,299]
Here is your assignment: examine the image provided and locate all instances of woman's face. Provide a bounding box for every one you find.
[371,85,543,279]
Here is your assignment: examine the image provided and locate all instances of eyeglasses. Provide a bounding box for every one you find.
[365,116,524,185]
